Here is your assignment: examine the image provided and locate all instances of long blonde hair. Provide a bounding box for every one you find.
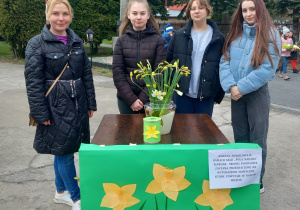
[46,0,74,21]
[119,0,160,35]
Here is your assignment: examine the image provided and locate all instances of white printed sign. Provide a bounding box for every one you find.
[208,149,262,189]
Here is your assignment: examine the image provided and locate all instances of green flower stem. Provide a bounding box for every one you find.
[139,200,147,210]
[165,196,168,210]
[132,60,190,106]
[155,195,159,210]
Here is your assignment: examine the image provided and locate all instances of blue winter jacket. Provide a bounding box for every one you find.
[219,23,281,95]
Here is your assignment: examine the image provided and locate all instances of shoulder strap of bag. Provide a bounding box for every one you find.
[45,48,72,97]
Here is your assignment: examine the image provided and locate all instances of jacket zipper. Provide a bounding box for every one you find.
[198,36,219,101]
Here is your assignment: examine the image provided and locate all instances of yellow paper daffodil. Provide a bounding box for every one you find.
[146,164,191,201]
[144,125,160,139]
[100,183,140,210]
[194,180,233,210]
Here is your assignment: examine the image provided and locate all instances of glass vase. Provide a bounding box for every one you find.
[144,101,176,135]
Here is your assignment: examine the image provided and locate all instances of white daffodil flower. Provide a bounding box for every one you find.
[151,90,164,100]
[152,89,159,98]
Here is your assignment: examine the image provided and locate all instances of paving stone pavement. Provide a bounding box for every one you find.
[0,63,299,210]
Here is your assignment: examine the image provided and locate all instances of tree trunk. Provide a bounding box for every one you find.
[11,48,17,58]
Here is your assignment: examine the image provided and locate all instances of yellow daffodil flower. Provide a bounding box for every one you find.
[100,183,140,210]
[194,180,233,210]
[143,125,160,139]
[146,164,191,201]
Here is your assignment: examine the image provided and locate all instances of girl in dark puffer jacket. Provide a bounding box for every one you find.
[112,0,166,114]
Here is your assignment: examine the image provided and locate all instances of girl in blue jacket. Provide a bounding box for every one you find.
[219,0,281,194]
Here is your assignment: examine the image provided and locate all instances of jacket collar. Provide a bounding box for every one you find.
[243,21,256,37]
[41,24,82,43]
[182,19,222,41]
[125,24,157,39]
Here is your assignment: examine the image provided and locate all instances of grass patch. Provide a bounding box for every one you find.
[0,42,112,65]
[0,41,11,57]
[0,42,25,64]
[92,66,113,78]
[84,44,113,57]
[102,39,113,45]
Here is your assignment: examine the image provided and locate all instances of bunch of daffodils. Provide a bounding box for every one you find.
[130,60,190,105]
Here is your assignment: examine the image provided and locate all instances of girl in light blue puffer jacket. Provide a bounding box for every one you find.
[219,0,281,194]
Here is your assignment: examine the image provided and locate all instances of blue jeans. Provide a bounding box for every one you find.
[54,153,80,202]
[280,56,288,73]
[231,84,270,180]
[173,93,214,117]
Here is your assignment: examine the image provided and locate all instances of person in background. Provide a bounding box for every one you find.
[219,0,281,194]
[112,0,165,114]
[162,23,174,51]
[278,26,293,80]
[166,0,225,117]
[24,0,97,209]
[288,30,299,73]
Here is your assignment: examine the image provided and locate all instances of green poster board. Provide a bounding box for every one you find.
[79,143,260,210]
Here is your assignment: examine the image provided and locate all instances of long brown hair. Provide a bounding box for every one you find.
[119,0,160,36]
[222,0,280,68]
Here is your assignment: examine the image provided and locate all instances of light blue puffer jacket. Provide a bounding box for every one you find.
[219,23,281,95]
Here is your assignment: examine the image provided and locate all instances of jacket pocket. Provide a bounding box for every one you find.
[45,52,64,59]
[72,48,84,55]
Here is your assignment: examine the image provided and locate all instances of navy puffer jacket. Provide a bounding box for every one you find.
[25,24,97,156]
[112,25,166,106]
[167,20,225,104]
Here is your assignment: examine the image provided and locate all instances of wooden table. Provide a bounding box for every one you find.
[92,114,229,145]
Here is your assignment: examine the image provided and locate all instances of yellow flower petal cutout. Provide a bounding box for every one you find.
[194,180,233,210]
[146,164,191,201]
[146,179,164,194]
[153,163,167,179]
[100,183,140,210]
[103,183,120,194]
[122,184,136,196]
[144,125,160,139]
[101,193,119,208]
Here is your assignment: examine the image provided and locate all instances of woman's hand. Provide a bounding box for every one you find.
[230,86,243,101]
[130,99,144,112]
[43,120,51,125]
[88,110,94,118]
